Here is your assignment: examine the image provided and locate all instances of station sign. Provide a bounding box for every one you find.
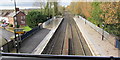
[14,28,24,34]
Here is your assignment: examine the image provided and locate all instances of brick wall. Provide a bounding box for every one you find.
[8,12,26,27]
[16,12,26,26]
[8,17,14,27]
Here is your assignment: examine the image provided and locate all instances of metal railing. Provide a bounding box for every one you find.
[1,53,120,60]
[20,26,41,41]
[79,16,116,45]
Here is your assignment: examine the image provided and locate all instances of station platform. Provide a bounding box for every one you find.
[74,17,120,57]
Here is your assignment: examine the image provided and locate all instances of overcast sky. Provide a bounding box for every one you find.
[1,0,118,10]
[0,0,71,10]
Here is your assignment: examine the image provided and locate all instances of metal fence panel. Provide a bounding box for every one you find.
[79,16,115,45]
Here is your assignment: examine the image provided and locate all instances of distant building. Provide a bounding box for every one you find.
[8,11,26,27]
[0,9,26,27]
[0,11,10,23]
[0,17,9,23]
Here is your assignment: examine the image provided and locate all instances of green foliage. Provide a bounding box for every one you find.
[22,26,32,31]
[26,2,59,28]
[0,21,4,24]
[45,2,53,17]
[80,13,86,18]
[45,2,59,17]
[100,2,119,24]
[16,25,20,28]
[87,2,104,28]
[9,24,13,27]
[87,2,120,36]
[26,10,47,28]
[90,2,103,25]
[53,2,58,16]
[105,23,120,37]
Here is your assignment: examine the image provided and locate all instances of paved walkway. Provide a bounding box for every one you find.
[0,28,14,41]
[19,28,50,53]
[74,17,120,57]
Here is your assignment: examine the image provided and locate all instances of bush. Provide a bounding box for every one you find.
[9,24,13,27]
[105,23,120,37]
[16,25,20,28]
[22,26,32,31]
[26,10,47,28]
[90,2,103,25]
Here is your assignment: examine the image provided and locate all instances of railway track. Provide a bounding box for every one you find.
[68,14,86,55]
[42,12,92,56]
[42,18,67,54]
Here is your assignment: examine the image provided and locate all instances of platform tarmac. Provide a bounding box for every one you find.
[74,17,120,57]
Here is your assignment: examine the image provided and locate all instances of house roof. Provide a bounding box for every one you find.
[8,11,25,17]
[0,11,11,17]
[0,11,3,16]
[7,11,20,17]
[0,37,7,47]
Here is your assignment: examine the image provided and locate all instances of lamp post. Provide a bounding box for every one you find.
[102,23,105,40]
[1,47,3,52]
[85,0,87,24]
[52,3,55,28]
[12,0,19,53]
